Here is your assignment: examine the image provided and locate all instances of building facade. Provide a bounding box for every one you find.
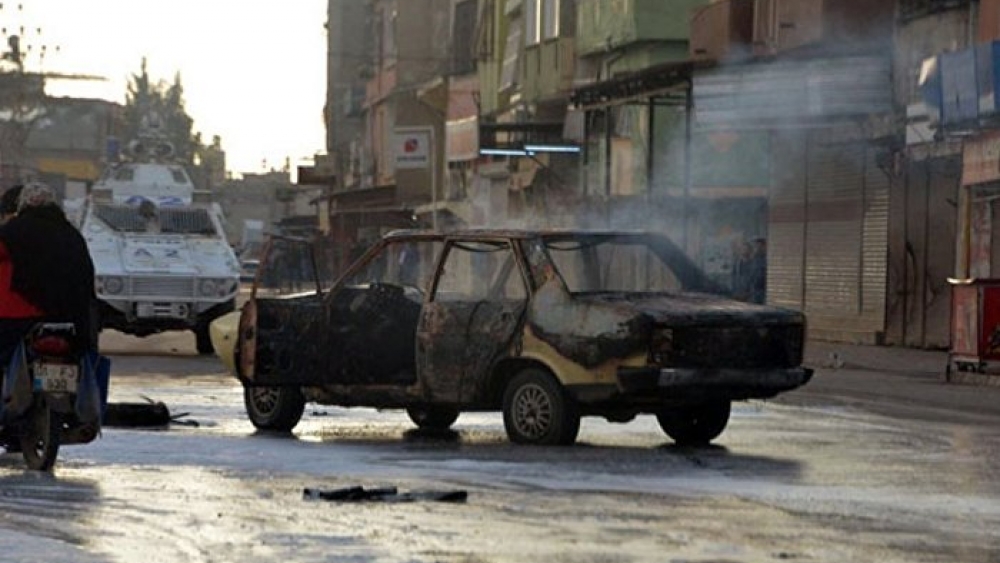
[324,0,1000,348]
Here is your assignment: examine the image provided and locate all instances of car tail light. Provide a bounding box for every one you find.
[31,335,72,357]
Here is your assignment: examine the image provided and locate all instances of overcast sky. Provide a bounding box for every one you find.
[8,0,327,175]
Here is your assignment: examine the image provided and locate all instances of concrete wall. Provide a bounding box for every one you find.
[215,172,316,245]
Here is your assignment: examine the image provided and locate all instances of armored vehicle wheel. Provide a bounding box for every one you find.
[502,368,580,446]
[406,406,460,430]
[656,401,730,446]
[194,323,214,355]
[20,402,61,471]
[244,386,305,432]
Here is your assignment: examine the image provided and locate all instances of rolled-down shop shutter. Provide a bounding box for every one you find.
[768,132,889,342]
[804,140,865,314]
[804,136,889,340]
[767,132,807,310]
[861,147,890,331]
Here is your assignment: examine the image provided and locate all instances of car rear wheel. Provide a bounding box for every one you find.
[656,401,731,446]
[502,368,580,446]
[244,386,305,432]
[406,406,460,430]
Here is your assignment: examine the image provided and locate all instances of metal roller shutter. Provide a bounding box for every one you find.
[805,140,865,314]
[801,134,889,341]
[767,132,806,310]
[861,148,889,327]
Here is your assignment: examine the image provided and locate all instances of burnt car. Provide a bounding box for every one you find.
[232,230,812,446]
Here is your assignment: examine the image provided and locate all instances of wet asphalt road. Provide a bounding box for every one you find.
[1,331,1000,563]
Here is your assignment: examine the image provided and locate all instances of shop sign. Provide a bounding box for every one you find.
[393,128,433,170]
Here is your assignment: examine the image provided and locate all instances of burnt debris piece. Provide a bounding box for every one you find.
[103,397,198,428]
[303,486,468,503]
[103,401,171,427]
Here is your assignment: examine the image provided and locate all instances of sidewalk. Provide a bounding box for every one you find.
[787,339,1000,423]
[803,340,948,378]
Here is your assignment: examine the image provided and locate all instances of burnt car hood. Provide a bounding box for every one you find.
[573,292,804,328]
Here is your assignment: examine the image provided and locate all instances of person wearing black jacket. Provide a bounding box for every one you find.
[0,183,97,363]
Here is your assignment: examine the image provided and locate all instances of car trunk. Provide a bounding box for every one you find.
[576,292,806,369]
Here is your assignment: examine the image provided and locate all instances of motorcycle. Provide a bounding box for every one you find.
[1,322,105,470]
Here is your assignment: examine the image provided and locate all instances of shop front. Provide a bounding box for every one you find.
[947,131,1000,378]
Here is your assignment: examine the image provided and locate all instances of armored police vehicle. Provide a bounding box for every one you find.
[75,140,240,354]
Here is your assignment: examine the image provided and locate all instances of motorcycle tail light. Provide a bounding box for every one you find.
[31,336,72,357]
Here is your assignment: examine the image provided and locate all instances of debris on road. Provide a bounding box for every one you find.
[104,401,171,427]
[303,486,468,503]
[103,396,199,428]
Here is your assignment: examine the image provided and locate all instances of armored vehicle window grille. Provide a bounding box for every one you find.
[94,205,146,232]
[159,209,215,234]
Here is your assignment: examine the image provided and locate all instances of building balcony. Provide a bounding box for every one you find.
[576,0,709,56]
[690,0,754,63]
[752,0,893,57]
[521,37,576,104]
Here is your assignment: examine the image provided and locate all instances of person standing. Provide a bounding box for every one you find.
[730,240,753,301]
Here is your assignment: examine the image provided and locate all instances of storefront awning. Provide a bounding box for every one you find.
[571,60,694,110]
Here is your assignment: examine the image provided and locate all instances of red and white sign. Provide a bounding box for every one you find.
[393,128,433,170]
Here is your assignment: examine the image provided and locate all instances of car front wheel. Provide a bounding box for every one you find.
[244,386,305,432]
[502,368,580,446]
[406,406,460,430]
[656,401,731,446]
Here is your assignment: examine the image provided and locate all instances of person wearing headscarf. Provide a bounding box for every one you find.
[0,183,96,366]
[0,184,21,223]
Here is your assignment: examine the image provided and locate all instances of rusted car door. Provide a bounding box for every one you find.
[317,238,442,386]
[238,236,325,385]
[416,239,529,403]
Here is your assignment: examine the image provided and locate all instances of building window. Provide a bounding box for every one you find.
[898,0,971,21]
[525,0,560,44]
[374,6,397,69]
[542,0,559,40]
[374,11,384,67]
[501,18,522,90]
[383,8,397,66]
[525,0,541,45]
[452,0,477,74]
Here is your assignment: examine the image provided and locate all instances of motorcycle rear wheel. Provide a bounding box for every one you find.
[20,403,61,471]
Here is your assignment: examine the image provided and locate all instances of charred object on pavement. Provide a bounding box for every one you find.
[303,486,468,503]
[103,397,194,427]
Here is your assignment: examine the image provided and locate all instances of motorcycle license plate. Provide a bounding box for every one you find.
[32,363,79,393]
